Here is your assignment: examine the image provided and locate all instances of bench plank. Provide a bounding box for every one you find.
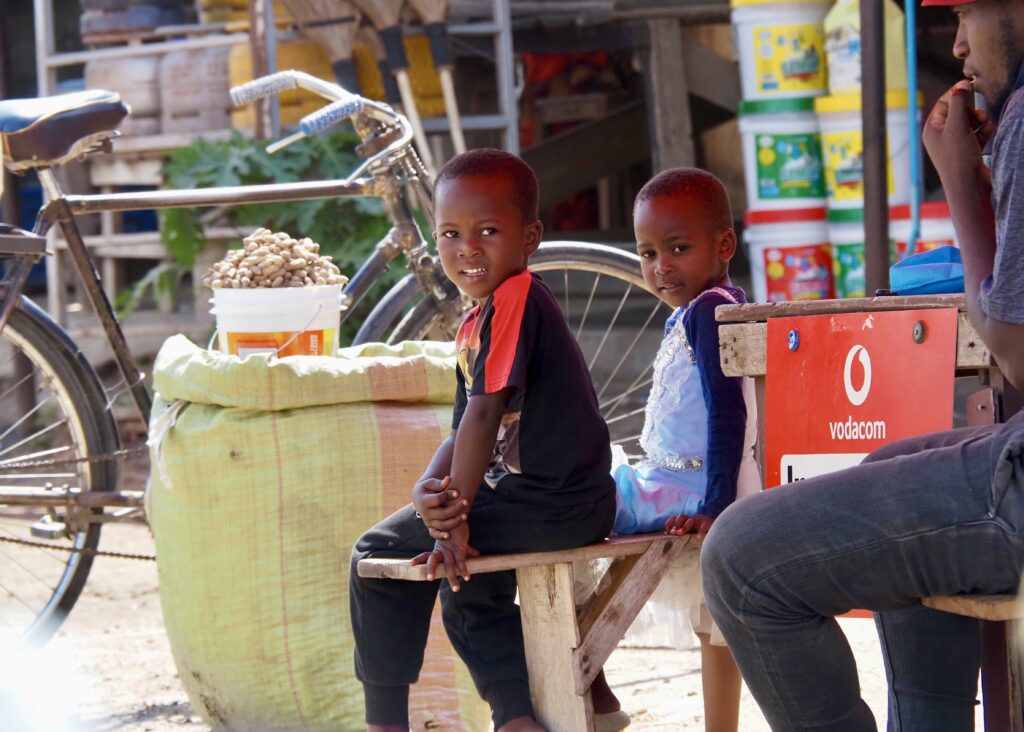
[356,533,682,581]
[922,594,1023,622]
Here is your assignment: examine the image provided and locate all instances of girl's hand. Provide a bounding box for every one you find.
[664,513,715,539]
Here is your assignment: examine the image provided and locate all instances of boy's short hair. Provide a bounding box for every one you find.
[435,148,540,223]
[634,167,733,231]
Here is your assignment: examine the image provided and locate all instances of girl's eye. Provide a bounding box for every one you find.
[638,250,654,259]
[440,230,459,239]
[480,227,498,236]
[673,244,689,254]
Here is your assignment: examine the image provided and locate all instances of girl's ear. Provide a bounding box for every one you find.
[525,219,544,256]
[718,228,738,262]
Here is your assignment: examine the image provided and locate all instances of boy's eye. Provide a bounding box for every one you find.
[480,227,498,236]
[673,244,690,254]
[439,230,459,239]
[638,250,654,259]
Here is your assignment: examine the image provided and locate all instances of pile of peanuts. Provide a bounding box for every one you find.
[202,228,348,289]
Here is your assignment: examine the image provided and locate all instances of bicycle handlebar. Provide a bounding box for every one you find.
[299,97,365,136]
[229,71,300,106]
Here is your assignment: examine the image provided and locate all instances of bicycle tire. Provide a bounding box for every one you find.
[369,242,670,455]
[0,298,120,647]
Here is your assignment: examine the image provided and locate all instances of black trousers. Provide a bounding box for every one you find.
[350,485,615,727]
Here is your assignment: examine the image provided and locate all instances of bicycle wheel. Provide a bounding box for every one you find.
[0,297,120,646]
[377,242,671,457]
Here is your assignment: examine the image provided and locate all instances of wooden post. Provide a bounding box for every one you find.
[860,0,889,295]
[643,19,695,172]
[247,0,279,139]
[516,563,593,730]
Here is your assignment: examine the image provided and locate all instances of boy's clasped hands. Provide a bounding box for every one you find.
[410,475,475,590]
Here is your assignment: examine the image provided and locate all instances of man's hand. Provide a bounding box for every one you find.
[664,513,715,540]
[410,522,478,591]
[412,475,468,532]
[922,80,996,187]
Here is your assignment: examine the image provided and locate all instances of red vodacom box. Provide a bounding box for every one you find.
[765,309,958,489]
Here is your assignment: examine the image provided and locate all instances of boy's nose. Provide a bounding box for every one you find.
[653,257,673,275]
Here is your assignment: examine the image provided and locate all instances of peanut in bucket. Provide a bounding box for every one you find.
[203,228,348,358]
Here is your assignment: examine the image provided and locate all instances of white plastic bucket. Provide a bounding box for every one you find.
[889,201,958,261]
[731,0,831,100]
[827,207,866,298]
[815,90,918,209]
[210,284,344,358]
[744,207,833,303]
[739,97,826,210]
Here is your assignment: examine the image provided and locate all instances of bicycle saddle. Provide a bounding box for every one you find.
[0,89,128,173]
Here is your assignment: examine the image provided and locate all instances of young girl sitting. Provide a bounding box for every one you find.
[588,167,760,732]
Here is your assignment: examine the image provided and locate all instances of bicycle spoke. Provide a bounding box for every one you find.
[0,388,59,445]
[587,284,631,372]
[0,418,69,460]
[0,445,73,467]
[611,435,641,445]
[562,269,570,327]
[0,370,36,405]
[596,302,664,400]
[0,577,38,616]
[0,473,77,480]
[575,274,601,340]
[605,405,646,426]
[0,523,74,571]
[601,373,654,418]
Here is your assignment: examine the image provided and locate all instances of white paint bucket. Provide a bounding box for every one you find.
[744,207,833,303]
[731,0,831,100]
[210,284,344,358]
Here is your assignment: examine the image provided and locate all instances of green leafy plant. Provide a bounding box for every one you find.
[122,131,397,340]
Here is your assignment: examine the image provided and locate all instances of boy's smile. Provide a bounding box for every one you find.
[434,174,542,300]
[634,195,735,309]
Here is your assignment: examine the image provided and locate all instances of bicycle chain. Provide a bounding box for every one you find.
[0,533,155,561]
[0,444,149,472]
[0,446,155,560]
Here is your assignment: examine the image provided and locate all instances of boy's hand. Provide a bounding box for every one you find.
[922,80,995,187]
[412,475,469,531]
[664,513,715,540]
[410,523,478,592]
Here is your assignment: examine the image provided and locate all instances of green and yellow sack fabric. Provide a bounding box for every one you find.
[147,335,490,731]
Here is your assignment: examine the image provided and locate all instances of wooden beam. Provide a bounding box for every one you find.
[643,19,695,171]
[680,41,739,113]
[522,102,649,211]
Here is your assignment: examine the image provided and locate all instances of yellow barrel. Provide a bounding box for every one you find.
[229,39,333,131]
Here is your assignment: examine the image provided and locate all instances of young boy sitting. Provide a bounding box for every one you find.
[349,148,616,732]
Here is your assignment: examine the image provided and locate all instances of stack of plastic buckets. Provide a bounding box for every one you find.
[733,0,833,302]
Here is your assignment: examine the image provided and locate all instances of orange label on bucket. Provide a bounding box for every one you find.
[225,330,335,358]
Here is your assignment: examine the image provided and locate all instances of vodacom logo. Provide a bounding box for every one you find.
[843,345,872,406]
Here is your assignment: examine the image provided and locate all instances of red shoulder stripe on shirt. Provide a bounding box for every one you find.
[484,269,531,392]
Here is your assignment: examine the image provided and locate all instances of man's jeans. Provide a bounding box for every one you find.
[702,411,1024,731]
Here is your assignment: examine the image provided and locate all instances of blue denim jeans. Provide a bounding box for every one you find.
[701,411,1024,731]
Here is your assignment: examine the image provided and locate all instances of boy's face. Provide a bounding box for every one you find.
[634,194,735,309]
[434,174,543,300]
[951,1,1024,112]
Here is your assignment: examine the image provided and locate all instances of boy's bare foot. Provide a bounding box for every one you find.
[590,669,622,714]
[496,716,546,732]
[367,726,408,732]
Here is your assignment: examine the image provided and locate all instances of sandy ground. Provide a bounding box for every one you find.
[0,517,983,732]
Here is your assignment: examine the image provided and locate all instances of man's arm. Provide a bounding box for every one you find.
[923,82,1024,390]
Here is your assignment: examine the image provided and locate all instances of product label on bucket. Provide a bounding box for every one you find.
[224,330,336,358]
[754,23,827,95]
[756,133,826,200]
[822,131,894,203]
[763,244,834,301]
[832,242,865,298]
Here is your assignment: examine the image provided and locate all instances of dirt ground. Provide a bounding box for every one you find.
[1,516,983,732]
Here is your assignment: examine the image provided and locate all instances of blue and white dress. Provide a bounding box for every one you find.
[599,286,761,646]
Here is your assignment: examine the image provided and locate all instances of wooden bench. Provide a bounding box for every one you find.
[922,594,1024,732]
[357,533,699,731]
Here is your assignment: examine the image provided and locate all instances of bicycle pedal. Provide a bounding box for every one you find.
[30,517,67,539]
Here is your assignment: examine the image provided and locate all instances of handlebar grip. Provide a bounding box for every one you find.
[299,95,365,136]
[230,71,299,106]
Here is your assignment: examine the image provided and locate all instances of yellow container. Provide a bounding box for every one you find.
[199,0,290,25]
[824,0,908,96]
[353,35,445,118]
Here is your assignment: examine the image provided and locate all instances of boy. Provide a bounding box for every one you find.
[349,148,616,732]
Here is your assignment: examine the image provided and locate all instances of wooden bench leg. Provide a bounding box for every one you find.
[516,562,594,731]
[982,619,1024,732]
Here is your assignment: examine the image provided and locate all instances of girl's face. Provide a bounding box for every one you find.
[634,195,735,309]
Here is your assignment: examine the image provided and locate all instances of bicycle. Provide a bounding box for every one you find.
[0,70,669,646]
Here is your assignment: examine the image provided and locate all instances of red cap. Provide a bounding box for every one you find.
[921,0,973,5]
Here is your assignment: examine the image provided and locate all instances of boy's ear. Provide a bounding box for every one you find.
[525,219,544,256]
[718,228,738,262]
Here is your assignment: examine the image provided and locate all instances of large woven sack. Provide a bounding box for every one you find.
[147,336,490,731]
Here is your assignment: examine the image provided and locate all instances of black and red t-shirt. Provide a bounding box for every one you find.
[452,269,614,507]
